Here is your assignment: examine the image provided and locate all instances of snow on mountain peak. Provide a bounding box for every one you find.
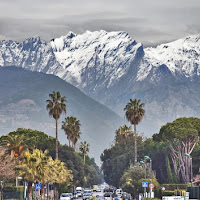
[139,34,200,80]
[50,30,143,88]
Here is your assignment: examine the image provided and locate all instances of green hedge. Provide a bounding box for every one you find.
[163,190,174,196]
[162,184,187,190]
[4,186,24,192]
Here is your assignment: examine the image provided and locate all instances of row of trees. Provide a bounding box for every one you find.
[0,129,102,193]
[0,133,72,200]
[0,90,101,199]
[101,98,200,197]
[46,91,89,158]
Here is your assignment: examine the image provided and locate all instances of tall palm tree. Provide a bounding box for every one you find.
[62,117,81,149]
[124,99,145,164]
[79,141,89,165]
[46,91,67,159]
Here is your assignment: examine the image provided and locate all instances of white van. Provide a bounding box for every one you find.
[75,187,83,197]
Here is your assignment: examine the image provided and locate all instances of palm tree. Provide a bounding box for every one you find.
[124,99,145,164]
[31,149,49,199]
[47,157,73,200]
[115,125,132,145]
[62,117,81,149]
[0,134,27,158]
[79,141,90,165]
[15,150,36,200]
[46,91,67,159]
[16,149,72,200]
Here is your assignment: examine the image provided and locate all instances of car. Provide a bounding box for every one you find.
[103,193,112,200]
[60,193,73,200]
[122,193,131,200]
[76,191,83,198]
[83,190,93,200]
[73,192,81,199]
[96,188,101,192]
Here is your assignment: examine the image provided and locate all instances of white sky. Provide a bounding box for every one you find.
[0,0,200,46]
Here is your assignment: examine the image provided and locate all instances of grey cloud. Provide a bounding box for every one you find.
[0,0,199,46]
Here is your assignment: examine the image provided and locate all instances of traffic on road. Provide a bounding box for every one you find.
[60,184,132,200]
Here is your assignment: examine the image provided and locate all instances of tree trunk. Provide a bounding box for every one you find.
[40,184,45,200]
[28,182,33,200]
[134,124,137,165]
[56,118,58,159]
[54,183,57,200]
[84,154,86,165]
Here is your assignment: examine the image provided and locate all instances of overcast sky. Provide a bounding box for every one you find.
[0,0,200,46]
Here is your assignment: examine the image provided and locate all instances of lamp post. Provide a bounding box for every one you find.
[185,153,193,198]
[140,161,147,199]
[145,156,152,199]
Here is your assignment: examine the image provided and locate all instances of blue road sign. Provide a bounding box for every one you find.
[142,182,148,188]
[36,184,42,190]
[98,196,102,200]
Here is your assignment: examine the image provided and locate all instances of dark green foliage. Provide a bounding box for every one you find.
[101,135,144,187]
[165,155,177,183]
[0,128,57,158]
[58,145,85,186]
[163,190,174,196]
[101,117,200,189]
[162,184,187,190]
[0,128,101,189]
[137,179,160,196]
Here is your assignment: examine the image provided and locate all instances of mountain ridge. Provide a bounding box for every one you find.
[0,30,200,135]
[0,66,123,163]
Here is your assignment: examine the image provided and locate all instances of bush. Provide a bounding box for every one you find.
[163,190,174,196]
[162,184,187,190]
[4,186,17,192]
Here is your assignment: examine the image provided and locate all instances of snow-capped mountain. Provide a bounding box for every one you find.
[0,36,62,73]
[137,34,200,81]
[1,30,200,135]
[50,30,143,94]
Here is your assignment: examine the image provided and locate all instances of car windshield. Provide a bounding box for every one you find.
[61,194,70,197]
[104,193,111,197]
[84,191,91,193]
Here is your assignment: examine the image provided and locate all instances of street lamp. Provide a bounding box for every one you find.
[140,160,147,200]
[185,153,193,198]
[145,156,152,199]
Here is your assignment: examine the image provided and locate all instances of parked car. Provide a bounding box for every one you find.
[122,193,131,200]
[96,188,101,192]
[104,193,112,200]
[83,190,93,200]
[60,193,73,200]
[73,192,80,199]
[76,191,83,198]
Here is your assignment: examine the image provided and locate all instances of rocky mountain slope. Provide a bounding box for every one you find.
[0,31,200,135]
[0,67,123,162]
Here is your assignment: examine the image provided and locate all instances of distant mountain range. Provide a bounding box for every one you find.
[0,30,200,135]
[0,67,123,163]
